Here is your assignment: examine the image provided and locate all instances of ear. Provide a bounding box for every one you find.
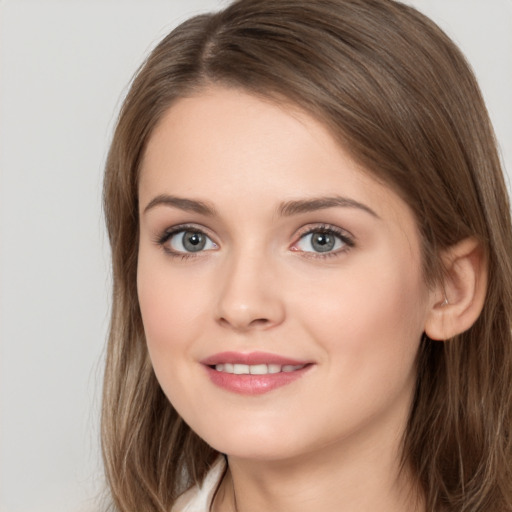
[425,237,487,341]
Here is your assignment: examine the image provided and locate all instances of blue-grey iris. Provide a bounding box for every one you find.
[183,231,206,252]
[311,232,335,252]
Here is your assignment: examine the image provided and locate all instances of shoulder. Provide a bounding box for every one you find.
[171,458,226,512]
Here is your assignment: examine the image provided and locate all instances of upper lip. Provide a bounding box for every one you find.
[201,351,310,366]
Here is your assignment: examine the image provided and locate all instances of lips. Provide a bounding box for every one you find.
[201,351,313,395]
[201,351,308,366]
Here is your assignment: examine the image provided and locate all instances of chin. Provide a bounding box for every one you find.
[193,418,307,461]
[209,425,348,465]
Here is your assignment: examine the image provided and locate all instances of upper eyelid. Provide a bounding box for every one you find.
[160,223,214,238]
[294,223,355,240]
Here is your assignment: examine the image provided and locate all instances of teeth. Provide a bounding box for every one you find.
[233,364,249,375]
[214,363,305,374]
[250,364,268,375]
[268,364,281,374]
[283,365,300,372]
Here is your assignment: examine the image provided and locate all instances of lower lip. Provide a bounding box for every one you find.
[204,365,312,395]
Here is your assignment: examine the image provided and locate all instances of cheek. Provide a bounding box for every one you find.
[136,256,215,417]
[137,254,208,359]
[298,252,427,370]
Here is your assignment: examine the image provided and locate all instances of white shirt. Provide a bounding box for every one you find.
[171,458,226,512]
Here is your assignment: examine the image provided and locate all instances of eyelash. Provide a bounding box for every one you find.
[154,224,217,260]
[293,224,355,259]
[154,223,355,260]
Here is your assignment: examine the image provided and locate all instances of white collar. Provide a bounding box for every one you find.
[172,457,226,512]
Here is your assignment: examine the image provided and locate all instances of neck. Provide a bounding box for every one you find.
[214,428,424,512]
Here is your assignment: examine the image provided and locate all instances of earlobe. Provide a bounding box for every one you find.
[425,237,488,341]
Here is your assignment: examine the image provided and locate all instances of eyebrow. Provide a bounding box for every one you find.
[278,196,379,218]
[143,194,217,216]
[143,193,378,219]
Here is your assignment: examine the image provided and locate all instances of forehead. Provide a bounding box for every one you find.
[139,86,414,230]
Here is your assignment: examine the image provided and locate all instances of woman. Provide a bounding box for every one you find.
[101,0,512,510]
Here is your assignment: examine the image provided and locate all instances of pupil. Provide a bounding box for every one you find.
[312,232,334,252]
[183,231,206,252]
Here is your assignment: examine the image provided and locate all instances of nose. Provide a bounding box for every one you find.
[215,251,285,332]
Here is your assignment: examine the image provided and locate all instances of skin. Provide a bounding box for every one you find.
[137,86,437,511]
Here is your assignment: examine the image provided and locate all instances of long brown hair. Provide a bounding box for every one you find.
[102,1,512,510]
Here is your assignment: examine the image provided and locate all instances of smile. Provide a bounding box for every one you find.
[201,352,313,395]
[213,363,306,374]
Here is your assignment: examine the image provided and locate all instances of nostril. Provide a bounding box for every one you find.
[217,315,272,331]
[248,318,270,327]
[218,317,231,328]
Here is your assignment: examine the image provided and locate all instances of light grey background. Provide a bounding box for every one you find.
[0,1,510,511]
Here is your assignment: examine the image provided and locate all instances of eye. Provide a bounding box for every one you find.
[292,227,353,254]
[162,228,217,254]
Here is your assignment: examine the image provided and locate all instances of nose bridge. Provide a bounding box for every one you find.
[215,245,284,331]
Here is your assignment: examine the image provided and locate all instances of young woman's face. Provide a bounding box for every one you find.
[138,87,434,462]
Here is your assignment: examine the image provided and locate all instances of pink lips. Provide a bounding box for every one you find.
[202,351,307,366]
[201,351,313,395]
